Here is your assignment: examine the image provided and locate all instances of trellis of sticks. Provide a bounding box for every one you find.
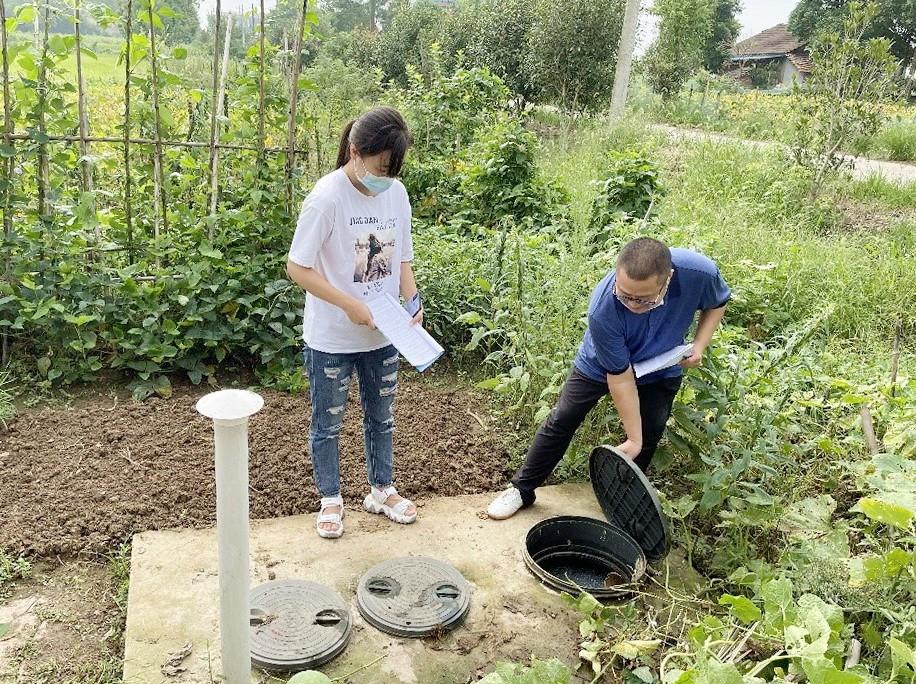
[0,0,314,365]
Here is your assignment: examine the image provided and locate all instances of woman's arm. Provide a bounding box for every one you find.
[286,260,375,329]
[400,261,423,325]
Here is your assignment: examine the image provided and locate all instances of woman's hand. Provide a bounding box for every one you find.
[345,300,376,329]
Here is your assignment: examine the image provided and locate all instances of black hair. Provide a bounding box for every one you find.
[336,106,412,177]
[617,237,672,281]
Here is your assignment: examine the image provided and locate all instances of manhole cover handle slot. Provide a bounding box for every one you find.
[250,608,269,626]
[314,609,342,627]
[368,579,393,595]
[436,584,461,600]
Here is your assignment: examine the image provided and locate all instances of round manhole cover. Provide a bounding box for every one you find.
[248,580,352,672]
[356,557,471,638]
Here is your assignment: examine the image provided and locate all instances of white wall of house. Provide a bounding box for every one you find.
[780,59,806,86]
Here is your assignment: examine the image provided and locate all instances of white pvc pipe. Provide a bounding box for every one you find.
[196,389,264,684]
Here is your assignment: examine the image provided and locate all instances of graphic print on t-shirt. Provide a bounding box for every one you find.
[352,218,396,285]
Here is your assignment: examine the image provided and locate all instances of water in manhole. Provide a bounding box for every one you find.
[356,556,471,638]
[248,579,352,672]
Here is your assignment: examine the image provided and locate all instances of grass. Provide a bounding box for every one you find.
[0,550,32,600]
[0,368,15,427]
[860,119,916,162]
[107,542,131,658]
[537,115,666,225]
[0,551,129,684]
[844,173,916,209]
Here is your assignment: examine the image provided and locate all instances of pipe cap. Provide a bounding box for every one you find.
[196,389,264,422]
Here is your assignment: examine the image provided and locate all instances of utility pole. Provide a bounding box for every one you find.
[611,0,641,115]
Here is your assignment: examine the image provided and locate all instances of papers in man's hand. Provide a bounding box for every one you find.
[366,294,444,372]
[633,344,694,379]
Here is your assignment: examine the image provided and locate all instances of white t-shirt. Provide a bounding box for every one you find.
[288,168,414,354]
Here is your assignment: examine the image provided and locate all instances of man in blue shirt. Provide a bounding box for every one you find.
[488,237,731,519]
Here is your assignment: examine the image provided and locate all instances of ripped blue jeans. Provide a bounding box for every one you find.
[304,344,399,498]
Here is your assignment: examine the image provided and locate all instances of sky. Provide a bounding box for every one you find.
[197,0,802,46]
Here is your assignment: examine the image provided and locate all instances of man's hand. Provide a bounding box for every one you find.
[410,307,424,327]
[615,439,642,460]
[344,300,376,329]
[679,346,705,369]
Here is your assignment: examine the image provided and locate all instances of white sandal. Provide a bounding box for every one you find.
[316,495,344,539]
[363,486,417,524]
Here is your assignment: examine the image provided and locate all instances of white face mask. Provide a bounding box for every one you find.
[355,155,394,195]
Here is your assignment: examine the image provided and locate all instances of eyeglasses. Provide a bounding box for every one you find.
[614,275,671,310]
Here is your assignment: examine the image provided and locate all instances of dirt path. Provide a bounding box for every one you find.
[0,379,511,557]
[653,123,916,185]
[0,559,126,684]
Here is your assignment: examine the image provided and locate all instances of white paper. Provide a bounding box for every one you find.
[633,344,694,379]
[366,294,444,372]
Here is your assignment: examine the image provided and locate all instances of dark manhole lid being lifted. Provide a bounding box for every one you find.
[356,557,471,638]
[248,580,352,672]
[589,445,670,563]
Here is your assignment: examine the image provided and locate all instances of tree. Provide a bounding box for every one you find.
[463,0,536,105]
[644,0,714,98]
[789,0,916,86]
[374,0,445,84]
[792,1,898,198]
[141,0,201,44]
[265,0,303,44]
[319,0,391,32]
[703,0,741,72]
[524,0,625,112]
[9,0,122,36]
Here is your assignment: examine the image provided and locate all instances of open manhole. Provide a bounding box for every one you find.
[523,445,669,598]
[248,580,352,672]
[356,557,471,637]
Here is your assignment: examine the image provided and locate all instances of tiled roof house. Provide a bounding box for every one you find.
[729,24,812,87]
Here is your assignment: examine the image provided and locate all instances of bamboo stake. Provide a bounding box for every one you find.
[860,407,881,456]
[0,0,15,365]
[123,0,134,264]
[889,320,902,397]
[257,0,265,153]
[73,0,98,244]
[284,0,308,213]
[206,0,221,220]
[37,1,50,233]
[208,15,233,230]
[254,0,266,218]
[147,0,167,244]
[186,98,195,141]
[32,0,39,50]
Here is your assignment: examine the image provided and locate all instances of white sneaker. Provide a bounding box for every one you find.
[487,487,524,520]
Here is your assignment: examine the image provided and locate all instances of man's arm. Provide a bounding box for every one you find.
[607,368,642,459]
[680,305,726,368]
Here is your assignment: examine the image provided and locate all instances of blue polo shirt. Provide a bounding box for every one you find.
[574,248,731,385]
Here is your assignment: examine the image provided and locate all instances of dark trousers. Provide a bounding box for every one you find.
[511,367,682,506]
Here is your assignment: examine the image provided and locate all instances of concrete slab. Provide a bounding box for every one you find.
[123,484,692,684]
